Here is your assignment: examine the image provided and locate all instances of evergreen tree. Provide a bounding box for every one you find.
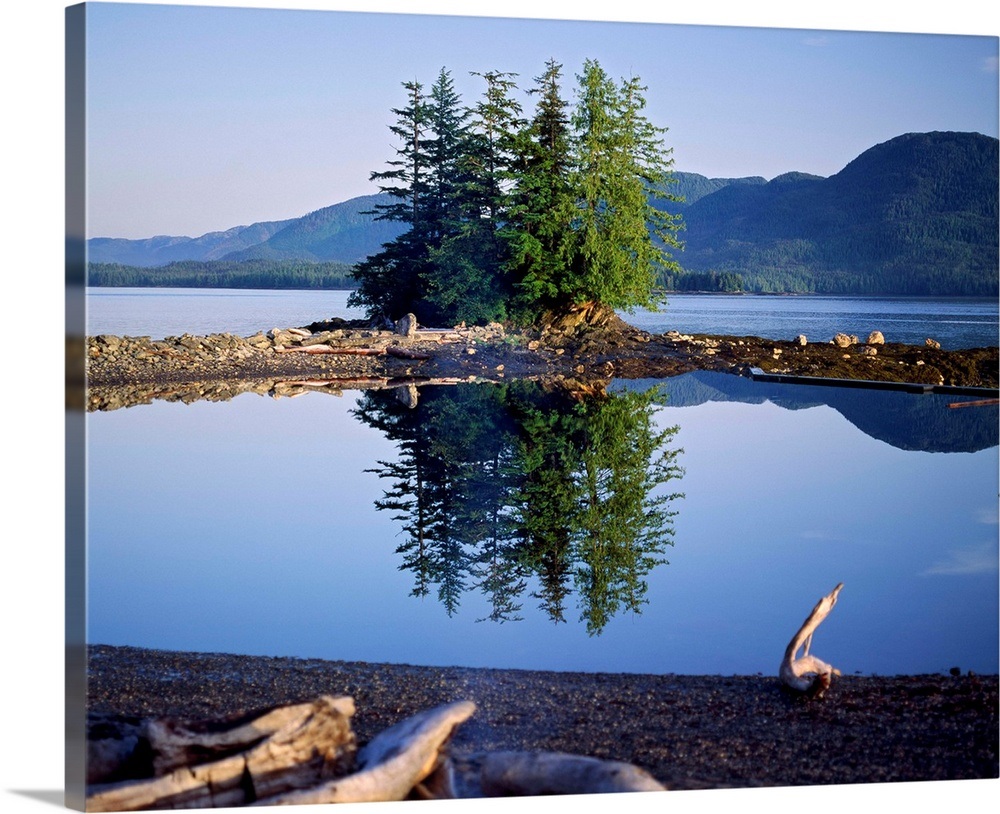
[506,59,578,322]
[354,58,686,325]
[568,60,683,312]
[424,70,523,324]
[348,81,435,322]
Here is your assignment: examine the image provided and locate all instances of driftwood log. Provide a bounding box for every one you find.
[779,582,844,698]
[86,696,357,811]
[477,751,665,796]
[85,696,666,809]
[259,701,476,806]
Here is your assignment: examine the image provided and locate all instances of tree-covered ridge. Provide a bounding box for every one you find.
[84,132,999,298]
[350,59,684,326]
[222,195,405,264]
[86,196,403,268]
[677,131,999,295]
[88,259,357,289]
[87,218,298,267]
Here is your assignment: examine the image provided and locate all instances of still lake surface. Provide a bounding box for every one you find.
[85,289,999,676]
[84,288,999,350]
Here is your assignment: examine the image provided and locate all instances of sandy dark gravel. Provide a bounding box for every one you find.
[86,645,998,792]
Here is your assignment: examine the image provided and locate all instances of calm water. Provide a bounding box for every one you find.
[634,294,1000,350]
[84,288,999,350]
[84,288,999,675]
[86,372,999,676]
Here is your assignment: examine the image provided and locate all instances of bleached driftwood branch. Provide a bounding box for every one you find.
[255,700,476,806]
[779,582,844,698]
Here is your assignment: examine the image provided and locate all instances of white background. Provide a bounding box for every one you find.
[2,2,997,813]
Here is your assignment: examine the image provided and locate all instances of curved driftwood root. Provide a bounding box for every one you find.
[779,582,844,698]
[479,751,667,795]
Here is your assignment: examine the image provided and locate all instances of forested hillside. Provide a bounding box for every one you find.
[87,131,998,297]
[671,132,998,295]
[87,218,296,266]
[220,195,405,264]
[88,259,356,289]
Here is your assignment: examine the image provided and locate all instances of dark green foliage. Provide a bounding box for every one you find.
[677,132,999,295]
[351,58,685,326]
[505,59,579,322]
[660,270,744,292]
[87,259,357,289]
[567,62,683,314]
[353,382,684,634]
[423,70,525,325]
[349,79,439,323]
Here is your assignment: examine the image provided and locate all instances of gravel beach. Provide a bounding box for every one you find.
[86,645,998,793]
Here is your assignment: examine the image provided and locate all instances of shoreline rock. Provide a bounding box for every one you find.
[79,318,999,410]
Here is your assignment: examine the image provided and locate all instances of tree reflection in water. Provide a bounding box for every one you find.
[352,381,684,635]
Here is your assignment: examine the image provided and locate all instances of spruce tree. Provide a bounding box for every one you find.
[506,59,578,322]
[349,80,433,322]
[355,58,685,326]
[425,70,523,325]
[568,60,683,313]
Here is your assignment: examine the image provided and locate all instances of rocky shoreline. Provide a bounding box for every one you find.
[79,308,999,412]
[86,645,998,792]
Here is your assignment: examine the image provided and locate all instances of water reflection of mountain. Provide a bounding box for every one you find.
[614,371,998,453]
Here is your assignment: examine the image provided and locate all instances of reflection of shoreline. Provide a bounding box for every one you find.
[616,371,1000,454]
[86,371,1000,456]
[83,375,476,413]
[86,643,999,792]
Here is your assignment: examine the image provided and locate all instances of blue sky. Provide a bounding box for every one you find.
[81,1,999,238]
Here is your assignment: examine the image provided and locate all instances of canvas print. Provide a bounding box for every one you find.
[66,1,999,810]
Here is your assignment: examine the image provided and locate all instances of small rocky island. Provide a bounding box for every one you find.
[79,303,998,412]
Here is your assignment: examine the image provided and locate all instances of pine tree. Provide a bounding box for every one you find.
[355,58,686,326]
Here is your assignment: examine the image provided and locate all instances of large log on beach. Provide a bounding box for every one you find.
[386,344,434,360]
[261,701,477,805]
[86,699,477,809]
[85,694,672,808]
[86,696,357,811]
[477,751,666,795]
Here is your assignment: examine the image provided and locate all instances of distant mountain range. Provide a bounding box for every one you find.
[88,131,999,296]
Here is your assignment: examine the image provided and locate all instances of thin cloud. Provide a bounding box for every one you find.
[983,56,999,73]
[803,36,830,47]
[921,543,999,576]
[799,530,841,541]
[976,507,999,525]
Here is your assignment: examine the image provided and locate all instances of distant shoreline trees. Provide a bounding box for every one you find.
[87,259,357,290]
[349,59,684,327]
